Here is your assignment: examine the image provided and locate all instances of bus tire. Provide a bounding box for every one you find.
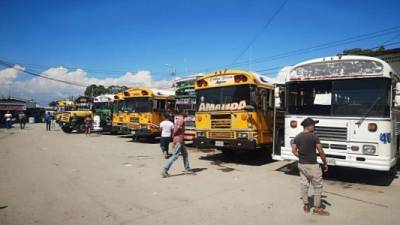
[61,126,73,133]
[221,149,235,158]
[382,166,396,185]
[76,124,85,133]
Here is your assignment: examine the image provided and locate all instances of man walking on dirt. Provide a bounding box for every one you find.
[45,112,52,131]
[18,111,26,129]
[159,114,174,159]
[161,109,193,178]
[292,118,330,216]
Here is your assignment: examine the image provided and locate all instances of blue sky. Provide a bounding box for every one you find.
[1,0,400,81]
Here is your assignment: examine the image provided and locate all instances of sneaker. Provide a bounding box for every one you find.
[313,208,330,216]
[161,170,170,178]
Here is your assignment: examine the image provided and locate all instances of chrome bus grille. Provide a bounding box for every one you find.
[208,131,234,139]
[211,114,231,129]
[315,126,347,141]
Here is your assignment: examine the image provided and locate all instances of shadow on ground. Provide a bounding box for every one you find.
[198,149,274,167]
[276,161,399,186]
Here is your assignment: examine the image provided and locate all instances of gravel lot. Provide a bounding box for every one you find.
[1,124,399,225]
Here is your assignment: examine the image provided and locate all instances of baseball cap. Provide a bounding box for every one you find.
[301,118,319,127]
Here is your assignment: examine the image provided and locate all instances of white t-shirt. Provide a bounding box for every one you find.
[4,113,12,121]
[160,120,174,137]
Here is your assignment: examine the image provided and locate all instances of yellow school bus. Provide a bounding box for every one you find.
[125,87,175,141]
[54,100,74,122]
[111,91,130,134]
[195,69,281,154]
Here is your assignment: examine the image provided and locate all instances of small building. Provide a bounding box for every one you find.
[0,97,45,126]
[0,98,27,112]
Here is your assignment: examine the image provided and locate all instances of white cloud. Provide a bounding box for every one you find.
[0,66,177,105]
[0,65,24,86]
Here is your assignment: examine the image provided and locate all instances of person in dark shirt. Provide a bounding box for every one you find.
[45,112,52,131]
[292,118,329,216]
[18,111,26,129]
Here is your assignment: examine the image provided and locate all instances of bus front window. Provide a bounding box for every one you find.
[287,78,390,117]
[94,102,109,110]
[125,98,152,113]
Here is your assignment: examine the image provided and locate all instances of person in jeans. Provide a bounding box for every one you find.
[18,111,26,129]
[45,112,52,131]
[4,111,12,129]
[292,118,329,216]
[161,109,193,178]
[159,114,174,159]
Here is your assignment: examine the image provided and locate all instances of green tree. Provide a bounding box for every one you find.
[84,84,108,97]
[342,46,385,55]
[48,101,57,107]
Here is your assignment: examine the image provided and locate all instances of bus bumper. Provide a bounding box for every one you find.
[184,131,196,142]
[277,146,396,171]
[111,125,130,134]
[195,137,256,150]
[132,129,160,139]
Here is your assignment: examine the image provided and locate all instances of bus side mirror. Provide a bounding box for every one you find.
[394,96,400,108]
[274,87,281,108]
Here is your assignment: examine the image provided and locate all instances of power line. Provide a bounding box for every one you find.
[233,27,400,67]
[254,40,400,76]
[229,0,289,67]
[0,59,88,87]
[183,26,400,75]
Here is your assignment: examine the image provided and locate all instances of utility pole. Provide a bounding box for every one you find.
[164,64,177,89]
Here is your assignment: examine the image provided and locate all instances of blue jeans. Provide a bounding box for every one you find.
[6,120,11,129]
[164,142,190,172]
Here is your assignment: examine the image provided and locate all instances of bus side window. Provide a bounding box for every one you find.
[152,100,157,111]
[157,100,166,112]
[260,89,269,111]
[268,89,273,108]
[167,100,175,111]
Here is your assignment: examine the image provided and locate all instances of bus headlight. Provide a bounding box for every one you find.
[362,145,376,155]
[197,132,205,137]
[237,133,248,139]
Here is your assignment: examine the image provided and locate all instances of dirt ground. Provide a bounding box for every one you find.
[0,124,399,225]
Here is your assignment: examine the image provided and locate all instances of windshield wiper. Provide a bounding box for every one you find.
[356,97,381,126]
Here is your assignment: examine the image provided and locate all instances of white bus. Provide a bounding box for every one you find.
[273,55,400,172]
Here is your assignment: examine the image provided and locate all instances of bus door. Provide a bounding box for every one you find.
[272,85,285,157]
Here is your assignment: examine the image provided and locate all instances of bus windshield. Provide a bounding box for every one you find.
[287,78,390,117]
[113,101,125,112]
[93,102,111,110]
[124,98,152,113]
[196,85,255,112]
[176,87,195,97]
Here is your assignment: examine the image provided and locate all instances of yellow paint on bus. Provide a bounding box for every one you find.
[195,70,277,151]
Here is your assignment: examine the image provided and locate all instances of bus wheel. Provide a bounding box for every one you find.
[61,126,73,133]
[76,124,85,133]
[382,167,397,185]
[132,135,139,142]
[221,149,235,158]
